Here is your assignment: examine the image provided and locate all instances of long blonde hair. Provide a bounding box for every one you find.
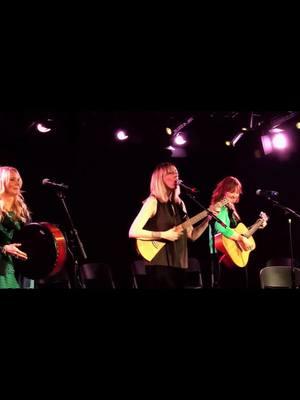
[0,166,31,223]
[150,162,181,204]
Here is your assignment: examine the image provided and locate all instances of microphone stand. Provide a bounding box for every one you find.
[268,197,300,289]
[55,189,88,289]
[183,191,228,288]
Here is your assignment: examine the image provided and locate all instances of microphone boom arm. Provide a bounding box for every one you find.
[270,199,300,220]
[184,192,228,228]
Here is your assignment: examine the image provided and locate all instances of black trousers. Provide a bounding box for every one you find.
[220,264,248,288]
[146,265,185,289]
[210,254,248,289]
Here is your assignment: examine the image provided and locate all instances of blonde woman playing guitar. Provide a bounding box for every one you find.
[129,162,213,289]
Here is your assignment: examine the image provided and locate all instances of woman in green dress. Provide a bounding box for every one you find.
[209,176,267,288]
[0,166,31,289]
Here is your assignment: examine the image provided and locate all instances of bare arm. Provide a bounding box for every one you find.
[129,197,158,239]
[189,217,210,241]
[129,197,183,242]
[181,201,210,241]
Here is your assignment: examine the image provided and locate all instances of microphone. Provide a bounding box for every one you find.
[177,180,199,193]
[42,178,69,190]
[256,189,279,198]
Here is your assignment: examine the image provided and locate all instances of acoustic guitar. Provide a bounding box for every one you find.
[136,209,209,262]
[214,211,269,268]
[136,198,230,262]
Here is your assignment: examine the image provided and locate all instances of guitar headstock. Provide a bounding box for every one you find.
[213,197,230,212]
[209,198,229,214]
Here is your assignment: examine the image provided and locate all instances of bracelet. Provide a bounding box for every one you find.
[0,246,6,254]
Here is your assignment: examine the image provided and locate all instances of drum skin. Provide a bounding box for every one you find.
[14,222,67,280]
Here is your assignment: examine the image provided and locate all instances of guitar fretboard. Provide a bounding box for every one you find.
[246,219,264,238]
[180,210,208,230]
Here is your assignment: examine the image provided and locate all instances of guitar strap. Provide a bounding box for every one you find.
[228,206,240,228]
[169,201,187,225]
[179,201,188,221]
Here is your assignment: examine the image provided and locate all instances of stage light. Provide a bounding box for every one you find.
[261,128,290,155]
[173,133,186,146]
[37,123,51,133]
[268,129,289,151]
[227,132,245,147]
[115,130,128,141]
[226,112,298,157]
[272,132,288,150]
[173,116,194,136]
[166,146,187,158]
[166,127,173,135]
[261,135,273,155]
[269,128,284,134]
[33,118,54,134]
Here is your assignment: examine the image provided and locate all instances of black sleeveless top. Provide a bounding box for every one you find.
[144,199,188,269]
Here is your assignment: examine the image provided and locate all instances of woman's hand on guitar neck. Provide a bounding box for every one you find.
[259,221,267,229]
[258,212,268,229]
[161,226,183,242]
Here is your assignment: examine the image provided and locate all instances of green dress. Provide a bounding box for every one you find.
[0,212,22,289]
[209,205,238,254]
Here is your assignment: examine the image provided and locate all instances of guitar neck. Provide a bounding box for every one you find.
[179,210,208,230]
[246,220,263,238]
